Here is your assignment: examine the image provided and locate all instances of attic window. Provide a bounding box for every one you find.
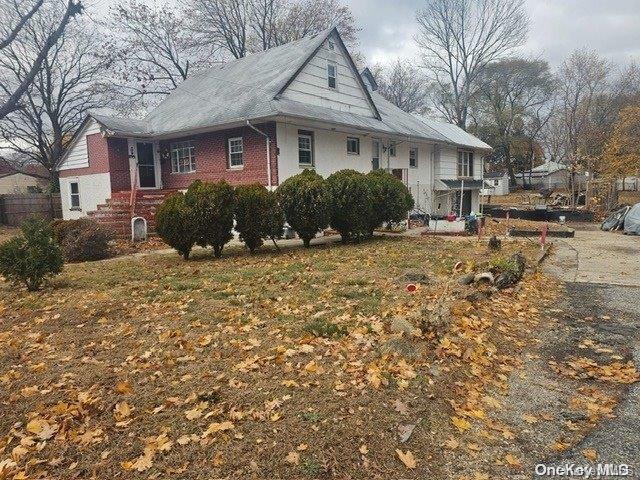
[327,62,337,89]
[328,39,335,51]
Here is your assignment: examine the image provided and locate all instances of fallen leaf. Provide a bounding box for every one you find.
[393,399,409,415]
[395,449,417,469]
[505,454,522,468]
[451,416,471,432]
[359,445,368,455]
[285,451,300,465]
[582,449,597,461]
[202,421,234,438]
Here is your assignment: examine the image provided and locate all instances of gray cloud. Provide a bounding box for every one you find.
[349,0,640,68]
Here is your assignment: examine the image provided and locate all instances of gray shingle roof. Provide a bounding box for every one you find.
[90,27,490,152]
[414,115,492,151]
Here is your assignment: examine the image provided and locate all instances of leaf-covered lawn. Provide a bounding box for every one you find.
[1,237,566,479]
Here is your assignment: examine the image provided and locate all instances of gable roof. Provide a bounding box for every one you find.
[76,29,490,152]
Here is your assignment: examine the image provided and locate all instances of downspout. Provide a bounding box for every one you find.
[246,120,272,189]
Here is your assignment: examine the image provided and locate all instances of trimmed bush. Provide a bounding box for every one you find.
[51,218,114,262]
[185,180,236,258]
[155,192,195,260]
[0,216,64,291]
[276,169,329,248]
[234,184,281,253]
[326,169,373,242]
[366,170,414,233]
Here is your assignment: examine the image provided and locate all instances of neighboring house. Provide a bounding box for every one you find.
[481,172,510,196]
[0,162,49,194]
[57,27,491,234]
[514,161,573,189]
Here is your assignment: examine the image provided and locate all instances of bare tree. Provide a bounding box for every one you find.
[99,0,206,113]
[270,0,358,47]
[416,0,528,130]
[554,49,610,204]
[0,20,106,186]
[474,58,554,183]
[186,0,359,60]
[0,0,83,121]
[187,0,249,59]
[374,60,431,114]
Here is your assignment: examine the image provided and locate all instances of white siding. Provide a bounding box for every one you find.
[59,172,111,220]
[276,121,434,211]
[436,146,483,180]
[280,32,376,118]
[59,119,101,171]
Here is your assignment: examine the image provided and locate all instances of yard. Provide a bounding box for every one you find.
[0,236,632,479]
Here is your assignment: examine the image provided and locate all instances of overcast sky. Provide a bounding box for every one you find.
[350,0,640,68]
[87,0,640,69]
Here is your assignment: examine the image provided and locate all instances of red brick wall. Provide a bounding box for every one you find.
[108,138,131,191]
[160,122,278,189]
[59,133,110,178]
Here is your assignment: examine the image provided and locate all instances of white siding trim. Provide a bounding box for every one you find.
[58,118,101,171]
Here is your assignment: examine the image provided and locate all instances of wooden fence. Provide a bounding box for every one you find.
[0,193,62,226]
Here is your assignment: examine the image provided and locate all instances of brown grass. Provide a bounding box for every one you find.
[0,237,558,479]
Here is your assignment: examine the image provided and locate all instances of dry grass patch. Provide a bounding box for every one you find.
[0,237,558,479]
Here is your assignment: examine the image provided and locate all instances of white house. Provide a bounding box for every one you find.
[514,161,571,189]
[57,27,491,235]
[481,171,510,196]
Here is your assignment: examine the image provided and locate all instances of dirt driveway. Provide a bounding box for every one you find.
[546,226,640,287]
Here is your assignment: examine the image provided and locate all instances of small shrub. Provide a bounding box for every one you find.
[366,170,414,233]
[155,192,195,260]
[234,184,283,253]
[303,319,348,338]
[51,218,114,262]
[185,180,235,258]
[326,169,373,242]
[276,169,329,248]
[0,216,64,291]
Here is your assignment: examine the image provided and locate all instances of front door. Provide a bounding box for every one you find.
[137,142,156,188]
[454,190,473,215]
[372,140,380,170]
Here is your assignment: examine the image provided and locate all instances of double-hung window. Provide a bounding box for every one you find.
[70,182,80,209]
[347,137,360,155]
[457,150,474,177]
[327,62,337,89]
[171,140,196,173]
[388,142,396,157]
[298,130,314,166]
[409,147,418,168]
[228,137,243,168]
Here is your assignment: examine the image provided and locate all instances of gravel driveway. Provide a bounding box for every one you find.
[536,227,640,478]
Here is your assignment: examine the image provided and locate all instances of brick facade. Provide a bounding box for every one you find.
[59,133,110,178]
[58,134,132,190]
[108,138,131,191]
[159,122,278,189]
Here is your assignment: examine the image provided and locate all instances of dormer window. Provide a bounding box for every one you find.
[327,62,337,89]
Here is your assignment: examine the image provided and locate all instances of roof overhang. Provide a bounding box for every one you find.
[436,179,485,191]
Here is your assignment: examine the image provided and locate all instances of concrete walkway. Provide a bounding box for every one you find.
[549,226,640,287]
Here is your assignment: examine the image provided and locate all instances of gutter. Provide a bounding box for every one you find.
[245,120,273,189]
